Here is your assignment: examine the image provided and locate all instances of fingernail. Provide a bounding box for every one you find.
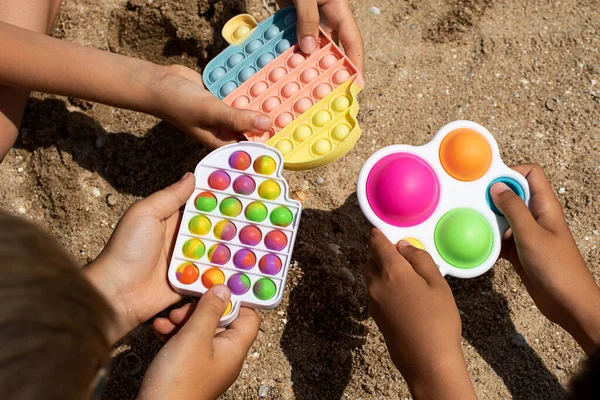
[491,182,510,195]
[179,172,191,181]
[254,115,272,131]
[398,240,412,247]
[212,285,231,302]
[300,36,317,54]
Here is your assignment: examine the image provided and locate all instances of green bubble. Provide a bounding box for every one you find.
[195,192,217,212]
[245,202,268,222]
[188,215,211,236]
[434,208,493,269]
[253,278,277,300]
[219,197,242,217]
[270,206,293,227]
[182,238,205,259]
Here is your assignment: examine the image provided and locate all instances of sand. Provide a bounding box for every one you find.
[0,0,599,398]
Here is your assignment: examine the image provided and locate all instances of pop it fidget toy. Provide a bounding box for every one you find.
[203,7,363,171]
[357,121,531,279]
[168,143,301,325]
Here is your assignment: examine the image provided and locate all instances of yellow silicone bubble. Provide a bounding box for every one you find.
[331,123,351,141]
[233,25,251,40]
[332,95,350,112]
[223,301,232,316]
[405,238,425,250]
[312,138,332,156]
[312,110,332,127]
[275,139,293,155]
[293,124,312,142]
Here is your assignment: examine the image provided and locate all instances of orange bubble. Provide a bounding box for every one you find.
[201,268,225,288]
[176,262,199,285]
[439,128,492,181]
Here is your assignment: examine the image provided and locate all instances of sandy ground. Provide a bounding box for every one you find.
[1,0,599,398]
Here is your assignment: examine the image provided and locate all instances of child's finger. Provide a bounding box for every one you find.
[202,97,272,134]
[177,285,231,342]
[293,0,320,54]
[396,241,443,284]
[490,182,540,241]
[132,172,195,220]
[168,302,195,325]
[337,11,364,74]
[219,308,260,350]
[152,317,176,336]
[368,229,411,275]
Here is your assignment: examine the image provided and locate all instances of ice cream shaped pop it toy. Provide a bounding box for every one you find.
[168,143,301,325]
[357,121,531,279]
[203,7,363,171]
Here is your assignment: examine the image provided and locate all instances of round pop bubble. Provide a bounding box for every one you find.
[259,254,282,275]
[207,244,231,265]
[239,225,262,246]
[253,155,277,175]
[228,273,251,295]
[219,197,242,217]
[245,202,268,223]
[262,96,281,112]
[201,268,225,288]
[439,128,492,182]
[253,277,277,300]
[176,262,199,284]
[293,124,312,142]
[258,179,281,200]
[195,192,217,212]
[233,249,256,270]
[188,214,211,236]
[182,238,206,259]
[233,175,256,195]
[245,39,263,54]
[270,206,293,227]
[229,150,252,170]
[312,138,332,156]
[264,229,288,251]
[250,81,268,97]
[213,220,237,241]
[209,67,226,83]
[208,170,231,190]
[275,139,293,155]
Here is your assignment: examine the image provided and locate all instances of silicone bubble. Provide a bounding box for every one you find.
[245,201,268,222]
[208,170,231,190]
[312,110,332,127]
[264,26,280,40]
[439,128,492,181]
[228,150,252,170]
[262,96,281,112]
[312,138,332,156]
[365,153,440,227]
[182,238,205,259]
[300,68,319,84]
[281,82,300,98]
[258,179,281,200]
[232,96,250,108]
[219,197,242,217]
[331,123,351,141]
[195,192,217,212]
[208,244,231,265]
[332,69,351,85]
[293,97,313,114]
[434,208,493,269]
[202,268,225,288]
[276,112,294,128]
[227,53,245,68]
[319,54,338,70]
[313,83,332,100]
[269,67,287,83]
[220,81,238,97]
[287,53,306,68]
[332,96,351,112]
[275,39,291,54]
[486,177,526,216]
[257,53,275,68]
[259,254,282,275]
[270,206,293,227]
[239,225,262,246]
[245,39,262,54]
[228,273,251,295]
[264,229,288,251]
[250,81,268,97]
[283,11,297,26]
[275,139,294,155]
[253,155,277,175]
[233,25,251,40]
[188,215,212,236]
[176,262,199,284]
[223,301,232,316]
[209,67,226,83]
[213,220,237,241]
[233,175,256,195]
[405,238,425,250]
[238,66,256,82]
[233,249,256,270]
[293,124,312,142]
[253,278,277,300]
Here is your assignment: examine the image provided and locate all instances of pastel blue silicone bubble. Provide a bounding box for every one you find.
[257,53,275,68]
[227,53,245,68]
[486,177,525,216]
[220,81,238,97]
[209,67,226,83]
[275,39,291,54]
[245,39,263,54]
[238,66,256,82]
[264,26,281,40]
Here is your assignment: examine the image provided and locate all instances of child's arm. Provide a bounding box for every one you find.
[277,0,364,74]
[366,229,477,400]
[0,21,272,152]
[490,164,600,354]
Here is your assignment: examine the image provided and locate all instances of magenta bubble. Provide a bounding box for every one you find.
[228,273,251,295]
[259,254,282,275]
[207,170,230,190]
[366,153,440,227]
[232,175,256,195]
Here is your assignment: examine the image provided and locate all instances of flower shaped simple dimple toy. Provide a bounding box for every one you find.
[357,121,530,279]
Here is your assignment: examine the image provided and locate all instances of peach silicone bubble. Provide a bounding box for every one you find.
[313,83,332,100]
[269,67,287,83]
[300,68,318,84]
[366,153,440,227]
[293,97,313,114]
[319,54,338,70]
[262,96,281,113]
[287,53,306,68]
[232,96,250,109]
[332,69,351,85]
[281,82,300,99]
[250,81,268,98]
[275,112,294,128]
[439,128,492,181]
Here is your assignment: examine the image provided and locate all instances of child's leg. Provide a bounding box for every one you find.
[0,0,62,160]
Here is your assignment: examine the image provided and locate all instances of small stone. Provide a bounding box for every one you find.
[291,190,308,205]
[593,230,599,236]
[409,24,416,29]
[458,309,466,317]
[558,187,566,194]
[15,155,23,163]
[18,207,26,214]
[119,352,142,375]
[17,167,24,173]
[92,187,101,197]
[369,6,381,15]
[258,385,271,397]
[511,333,528,348]
[106,194,117,207]
[545,98,559,111]
[328,243,342,255]
[316,177,324,185]
[339,267,355,282]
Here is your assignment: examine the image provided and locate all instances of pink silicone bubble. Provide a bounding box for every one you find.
[281,82,300,98]
[332,69,351,85]
[262,96,281,113]
[293,97,313,114]
[366,153,440,227]
[269,67,287,83]
[232,96,250,108]
[287,53,306,68]
[313,83,332,100]
[300,68,319,84]
[319,54,338,70]
[275,112,294,128]
[250,81,268,97]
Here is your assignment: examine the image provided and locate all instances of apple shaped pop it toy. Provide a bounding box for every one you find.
[357,121,530,278]
[203,7,363,171]
[168,143,301,325]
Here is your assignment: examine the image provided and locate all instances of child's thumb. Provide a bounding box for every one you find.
[205,99,272,134]
[490,182,538,238]
[181,285,231,341]
[130,172,195,220]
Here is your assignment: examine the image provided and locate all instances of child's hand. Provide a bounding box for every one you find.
[365,229,476,400]
[277,0,364,74]
[140,286,260,400]
[490,164,600,354]
[85,173,196,344]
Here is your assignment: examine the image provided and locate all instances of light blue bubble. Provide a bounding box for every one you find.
[227,53,245,68]
[238,67,256,82]
[283,12,297,26]
[245,40,263,54]
[220,81,238,97]
[264,26,280,40]
[257,53,275,68]
[208,67,226,83]
[275,39,291,54]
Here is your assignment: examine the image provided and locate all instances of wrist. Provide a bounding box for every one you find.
[565,289,600,355]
